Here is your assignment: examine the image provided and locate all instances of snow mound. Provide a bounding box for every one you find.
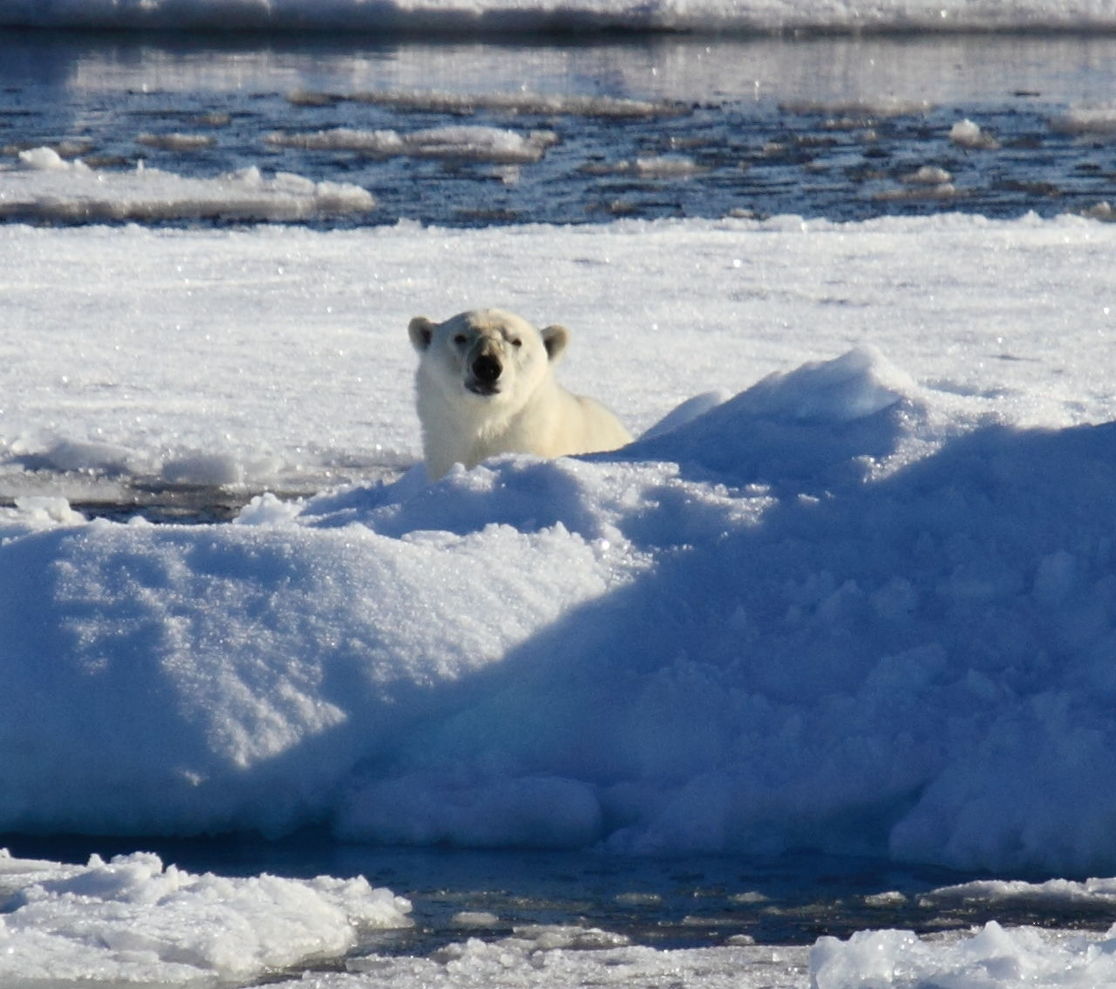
[5,347,1116,874]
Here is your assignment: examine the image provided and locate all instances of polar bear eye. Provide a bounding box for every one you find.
[453,334,467,346]
[510,338,522,348]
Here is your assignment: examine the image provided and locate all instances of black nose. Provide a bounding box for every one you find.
[472,353,502,384]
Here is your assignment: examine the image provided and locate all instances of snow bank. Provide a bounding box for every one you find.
[2,213,1116,880]
[0,148,374,223]
[6,337,1116,874]
[2,0,1115,34]
[0,848,411,985]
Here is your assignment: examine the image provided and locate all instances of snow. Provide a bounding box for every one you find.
[4,214,1115,501]
[811,922,1116,989]
[3,0,1116,34]
[0,148,375,223]
[4,214,1116,874]
[3,12,1116,980]
[10,843,1116,987]
[0,848,412,985]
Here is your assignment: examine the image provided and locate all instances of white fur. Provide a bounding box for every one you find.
[408,308,632,480]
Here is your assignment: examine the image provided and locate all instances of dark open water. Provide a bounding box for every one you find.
[8,829,1116,958]
[2,29,1115,227]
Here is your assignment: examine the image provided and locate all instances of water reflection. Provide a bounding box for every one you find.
[3,29,1116,105]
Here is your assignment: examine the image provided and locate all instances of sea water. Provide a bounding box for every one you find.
[11,831,1116,963]
[3,30,1116,227]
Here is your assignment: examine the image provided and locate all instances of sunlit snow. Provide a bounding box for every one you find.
[3,3,1116,986]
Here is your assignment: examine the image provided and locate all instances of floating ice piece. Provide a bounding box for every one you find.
[0,150,375,222]
[1083,200,1115,220]
[17,146,84,172]
[811,921,1116,989]
[235,491,307,526]
[266,127,407,154]
[345,88,682,118]
[12,496,86,528]
[136,132,218,151]
[160,450,246,486]
[950,118,1001,150]
[1050,106,1116,135]
[591,155,704,178]
[449,910,502,929]
[267,125,557,163]
[405,126,559,163]
[902,164,953,185]
[922,875,1116,910]
[509,924,632,950]
[0,849,412,984]
[876,165,959,201]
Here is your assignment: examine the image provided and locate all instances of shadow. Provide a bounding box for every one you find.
[335,413,1116,876]
[6,367,1116,879]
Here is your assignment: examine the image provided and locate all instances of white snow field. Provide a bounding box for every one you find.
[2,212,1116,986]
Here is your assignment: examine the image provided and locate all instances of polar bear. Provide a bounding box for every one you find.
[408,308,632,480]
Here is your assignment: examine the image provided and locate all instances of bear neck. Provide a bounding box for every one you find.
[419,374,568,478]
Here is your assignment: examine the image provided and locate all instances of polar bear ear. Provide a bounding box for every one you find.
[541,324,569,363]
[408,316,436,352]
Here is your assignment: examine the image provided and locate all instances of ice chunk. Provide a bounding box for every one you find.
[950,119,1001,149]
[0,151,375,222]
[12,497,86,528]
[1050,106,1116,135]
[811,921,1116,988]
[267,125,557,163]
[0,850,411,984]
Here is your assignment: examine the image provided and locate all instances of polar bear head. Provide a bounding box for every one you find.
[408,308,568,409]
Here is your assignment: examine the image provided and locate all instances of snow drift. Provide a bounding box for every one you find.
[5,344,1116,875]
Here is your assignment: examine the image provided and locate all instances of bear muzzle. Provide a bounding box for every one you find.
[465,349,503,396]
